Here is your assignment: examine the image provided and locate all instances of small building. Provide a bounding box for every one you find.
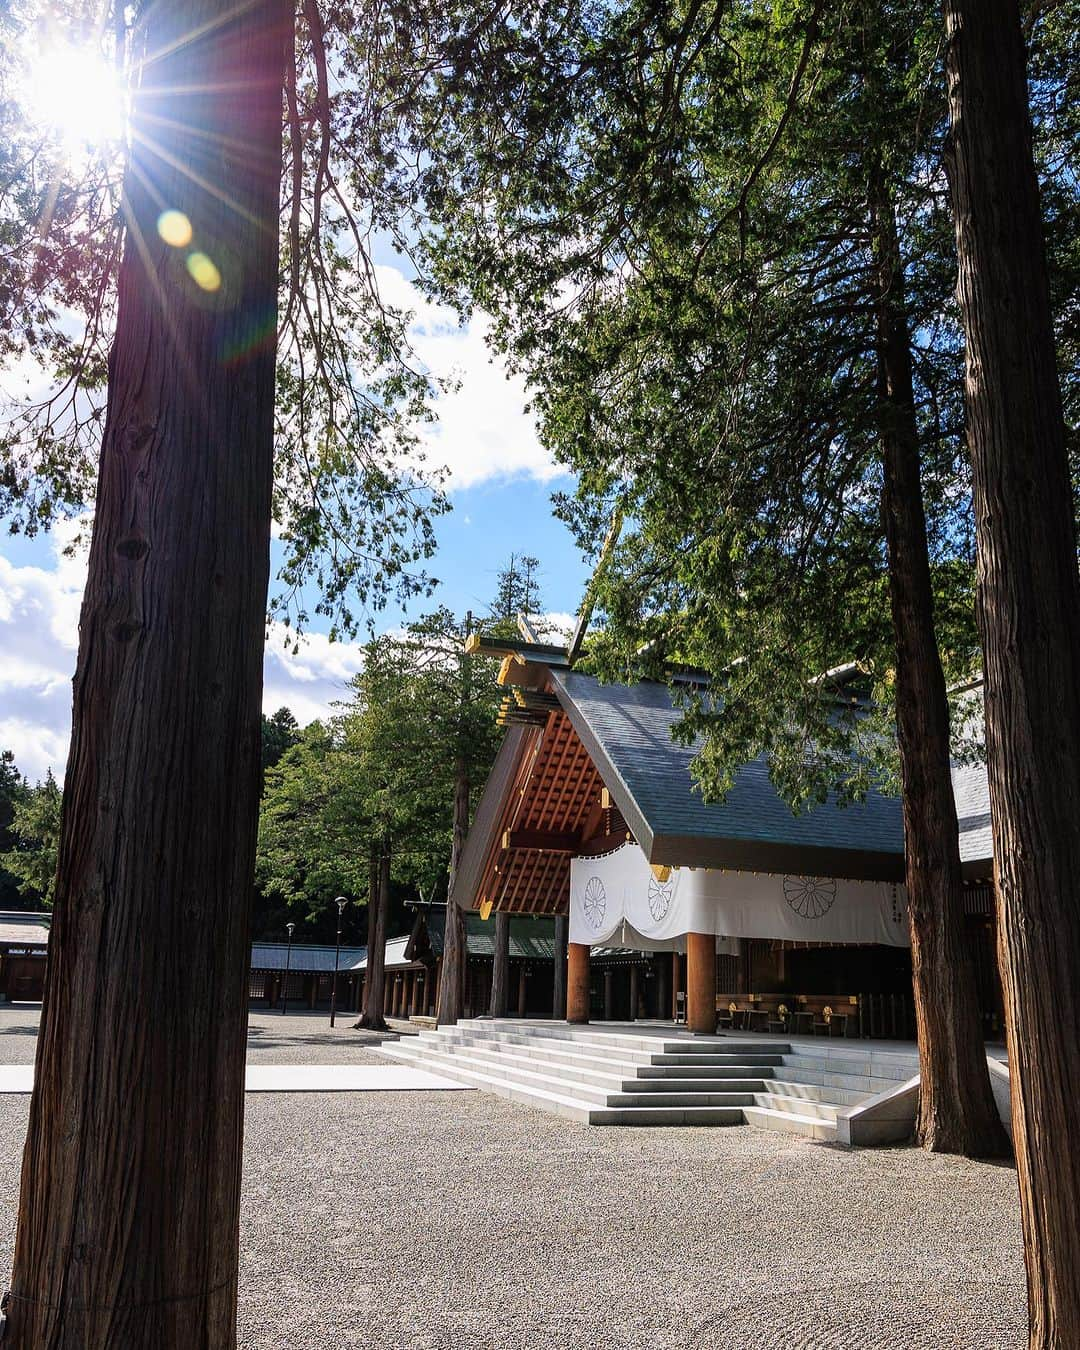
[359,907,558,1021]
[248,941,367,1011]
[0,912,51,1002]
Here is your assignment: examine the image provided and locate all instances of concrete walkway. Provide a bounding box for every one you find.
[0,1062,471,1094]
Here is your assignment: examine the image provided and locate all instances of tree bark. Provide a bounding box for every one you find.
[356,840,389,1031]
[944,2,1080,1338]
[489,910,509,1017]
[869,175,1008,1158]
[5,1,287,1343]
[436,754,469,1025]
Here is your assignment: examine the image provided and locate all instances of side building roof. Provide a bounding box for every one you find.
[407,905,557,962]
[0,912,51,947]
[251,942,367,973]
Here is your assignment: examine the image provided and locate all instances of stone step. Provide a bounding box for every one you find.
[751,1093,839,1122]
[455,1019,790,1055]
[742,1105,838,1142]
[762,1079,873,1108]
[649,1052,784,1067]
[387,1038,766,1110]
[423,1029,784,1076]
[377,1044,745,1125]
[384,1040,643,1106]
[619,1076,769,1095]
[390,1022,858,1134]
[429,1023,786,1059]
[418,1039,648,1092]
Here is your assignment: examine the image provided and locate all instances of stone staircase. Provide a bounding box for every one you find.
[375,1019,900,1139]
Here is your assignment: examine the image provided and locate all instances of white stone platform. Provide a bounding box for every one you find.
[378,1018,881,1135]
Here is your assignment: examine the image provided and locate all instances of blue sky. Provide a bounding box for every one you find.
[0,262,592,783]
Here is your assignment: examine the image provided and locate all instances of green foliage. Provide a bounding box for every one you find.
[255,572,516,929]
[369,0,1076,808]
[490,554,543,626]
[0,0,450,635]
[0,769,62,907]
[0,751,31,908]
[261,708,302,773]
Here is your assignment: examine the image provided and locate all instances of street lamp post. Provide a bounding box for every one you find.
[330,896,347,1028]
[281,921,296,1015]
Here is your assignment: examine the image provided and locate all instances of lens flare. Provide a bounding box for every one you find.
[158,211,193,248]
[186,252,222,292]
[26,39,128,153]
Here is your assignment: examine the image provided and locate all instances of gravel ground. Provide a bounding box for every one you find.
[0,1006,1027,1349]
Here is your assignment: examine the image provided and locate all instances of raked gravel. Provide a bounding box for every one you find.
[0,1006,1026,1349]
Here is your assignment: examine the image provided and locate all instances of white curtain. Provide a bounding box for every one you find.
[569,843,909,949]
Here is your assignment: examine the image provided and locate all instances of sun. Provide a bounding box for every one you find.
[24,35,129,155]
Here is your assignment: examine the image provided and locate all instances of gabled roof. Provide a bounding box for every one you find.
[550,670,906,880]
[456,655,999,917]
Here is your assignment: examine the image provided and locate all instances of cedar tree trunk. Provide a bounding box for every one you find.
[870,176,1008,1157]
[436,753,469,1024]
[489,909,510,1017]
[5,1,288,1344]
[945,2,1080,1339]
[357,840,390,1031]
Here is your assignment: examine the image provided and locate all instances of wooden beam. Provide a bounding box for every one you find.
[502,828,581,853]
[580,828,633,855]
[498,659,550,689]
[462,634,569,663]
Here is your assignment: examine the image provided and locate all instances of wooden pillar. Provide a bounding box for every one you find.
[656,956,667,1020]
[567,942,590,1023]
[517,964,527,1016]
[433,957,443,1015]
[629,965,640,1021]
[490,910,510,1018]
[552,913,568,1019]
[687,931,717,1034]
[405,970,415,1019]
[412,971,423,1017]
[603,968,614,1020]
[671,951,681,1020]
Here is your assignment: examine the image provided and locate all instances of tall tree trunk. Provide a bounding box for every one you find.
[489,909,510,1017]
[944,2,1080,1338]
[869,176,1008,1157]
[436,754,469,1024]
[5,1,287,1344]
[357,840,389,1031]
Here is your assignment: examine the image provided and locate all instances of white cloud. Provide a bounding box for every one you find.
[0,530,367,782]
[376,264,560,491]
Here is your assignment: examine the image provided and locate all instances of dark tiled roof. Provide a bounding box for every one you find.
[0,912,50,946]
[551,670,906,879]
[250,943,366,973]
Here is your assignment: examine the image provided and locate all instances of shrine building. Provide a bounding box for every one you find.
[453,634,999,1040]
